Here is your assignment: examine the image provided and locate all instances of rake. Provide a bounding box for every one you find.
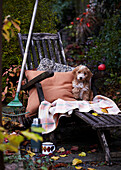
[2,0,39,128]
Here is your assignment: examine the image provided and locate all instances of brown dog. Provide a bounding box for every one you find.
[72,65,93,101]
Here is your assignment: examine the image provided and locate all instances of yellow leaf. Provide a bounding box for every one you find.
[51,156,60,160]
[5,143,18,152]
[0,144,6,152]
[87,168,96,170]
[3,21,12,31]
[58,147,65,152]
[27,150,36,157]
[78,152,86,157]
[8,135,24,148]
[101,108,108,113]
[11,20,20,32]
[72,158,82,165]
[75,166,83,169]
[0,127,6,132]
[60,154,67,157]
[92,113,99,116]
[21,130,43,142]
[2,32,10,42]
[14,19,21,24]
[31,127,45,133]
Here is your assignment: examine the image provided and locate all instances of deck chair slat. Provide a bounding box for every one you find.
[96,115,113,124]
[108,115,121,123]
[36,40,43,60]
[58,32,67,65]
[74,111,100,127]
[24,40,33,70]
[32,33,58,40]
[101,115,121,124]
[83,112,108,125]
[47,39,55,61]
[96,124,121,129]
[53,40,61,63]
[42,39,48,58]
[31,40,38,68]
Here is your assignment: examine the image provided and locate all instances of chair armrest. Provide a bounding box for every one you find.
[21,71,54,91]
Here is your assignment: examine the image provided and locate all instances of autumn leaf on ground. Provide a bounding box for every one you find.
[57,147,65,152]
[60,154,67,157]
[72,158,82,165]
[75,166,83,169]
[91,149,96,153]
[87,168,96,170]
[78,152,86,157]
[54,163,68,168]
[71,146,79,151]
[66,150,71,154]
[27,150,35,157]
[51,156,60,160]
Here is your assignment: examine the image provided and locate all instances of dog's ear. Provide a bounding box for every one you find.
[72,67,77,75]
[89,71,93,78]
[87,69,93,81]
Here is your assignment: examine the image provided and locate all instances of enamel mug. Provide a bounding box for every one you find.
[42,142,55,155]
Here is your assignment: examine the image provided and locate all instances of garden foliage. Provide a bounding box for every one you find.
[2,0,58,71]
[88,13,121,73]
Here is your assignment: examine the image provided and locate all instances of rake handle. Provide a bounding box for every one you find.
[17,0,39,93]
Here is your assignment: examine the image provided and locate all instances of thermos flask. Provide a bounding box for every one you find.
[31,118,42,153]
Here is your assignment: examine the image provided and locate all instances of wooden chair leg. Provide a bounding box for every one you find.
[97,129,112,165]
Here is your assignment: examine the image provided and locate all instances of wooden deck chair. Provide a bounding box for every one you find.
[18,32,121,164]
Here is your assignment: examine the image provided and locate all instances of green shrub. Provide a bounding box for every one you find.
[88,13,121,73]
[2,0,58,71]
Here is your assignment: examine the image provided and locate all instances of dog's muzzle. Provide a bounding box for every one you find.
[77,73,85,80]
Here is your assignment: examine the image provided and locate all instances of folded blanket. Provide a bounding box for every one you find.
[38,95,121,134]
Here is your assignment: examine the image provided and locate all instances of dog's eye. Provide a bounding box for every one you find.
[78,71,81,73]
[84,72,87,75]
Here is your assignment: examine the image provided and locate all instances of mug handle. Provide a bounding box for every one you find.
[52,145,55,152]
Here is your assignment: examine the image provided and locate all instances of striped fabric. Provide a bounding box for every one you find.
[38,95,121,134]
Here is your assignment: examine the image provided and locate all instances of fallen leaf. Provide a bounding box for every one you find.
[72,158,82,165]
[66,150,71,154]
[51,156,60,160]
[92,113,99,116]
[101,108,108,113]
[75,166,83,169]
[87,168,96,170]
[60,154,67,157]
[57,147,65,152]
[27,150,35,157]
[91,149,96,153]
[71,146,79,151]
[78,152,86,157]
[54,163,68,168]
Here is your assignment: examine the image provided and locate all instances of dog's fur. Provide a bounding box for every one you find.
[72,65,93,101]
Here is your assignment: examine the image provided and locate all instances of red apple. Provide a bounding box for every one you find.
[98,64,106,71]
[87,4,90,8]
[76,17,80,21]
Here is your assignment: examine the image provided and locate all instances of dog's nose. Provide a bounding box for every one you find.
[80,77,82,80]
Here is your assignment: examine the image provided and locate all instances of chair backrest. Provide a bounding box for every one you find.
[18,32,67,70]
[18,32,97,97]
